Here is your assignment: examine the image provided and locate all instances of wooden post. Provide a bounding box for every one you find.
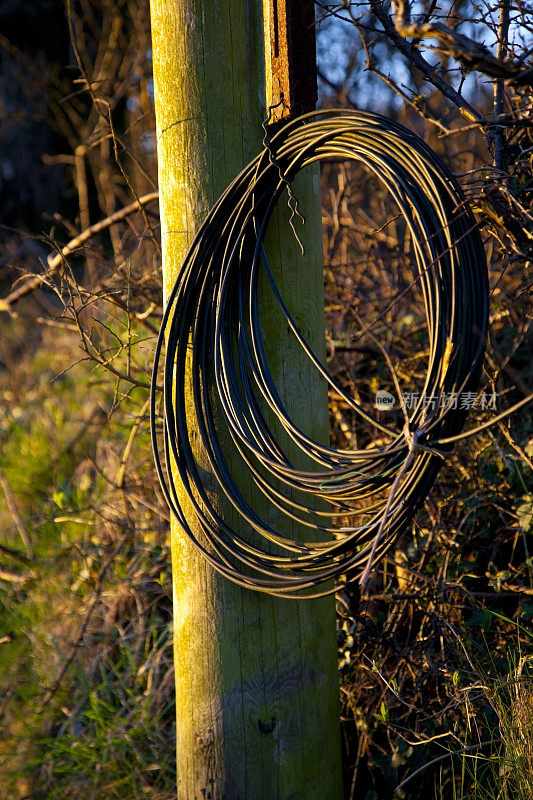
[267,0,318,122]
[149,1,342,798]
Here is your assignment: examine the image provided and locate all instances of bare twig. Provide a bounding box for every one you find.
[395,739,500,791]
[494,1,511,170]
[39,530,129,709]
[0,192,159,312]
[0,566,30,584]
[0,466,33,558]
[370,0,483,122]
[115,398,150,487]
[392,0,531,86]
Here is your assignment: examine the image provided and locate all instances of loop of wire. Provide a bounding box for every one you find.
[150,109,489,599]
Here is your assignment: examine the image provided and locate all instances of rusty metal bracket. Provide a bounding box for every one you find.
[267,0,317,124]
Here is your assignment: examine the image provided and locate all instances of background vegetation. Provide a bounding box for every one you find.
[0,1,531,798]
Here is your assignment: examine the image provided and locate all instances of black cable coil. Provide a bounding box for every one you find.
[150,109,489,598]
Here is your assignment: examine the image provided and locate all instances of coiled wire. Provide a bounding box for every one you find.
[150,109,489,598]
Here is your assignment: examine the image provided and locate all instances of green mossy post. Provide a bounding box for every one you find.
[149,1,343,797]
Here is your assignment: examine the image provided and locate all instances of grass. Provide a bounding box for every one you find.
[0,324,175,799]
[431,641,533,800]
